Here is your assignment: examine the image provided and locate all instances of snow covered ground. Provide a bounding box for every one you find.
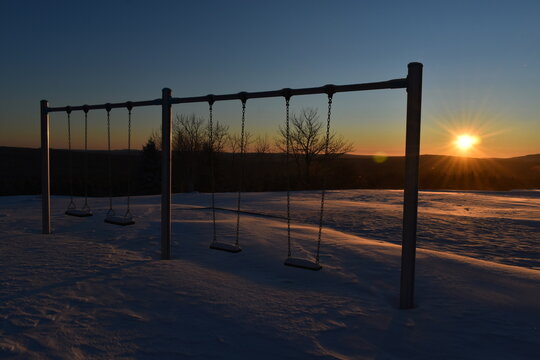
[0,190,539,359]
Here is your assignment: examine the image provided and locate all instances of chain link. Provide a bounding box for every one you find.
[106,109,114,216]
[83,111,90,212]
[285,97,292,257]
[315,93,333,263]
[209,103,214,151]
[324,95,333,155]
[209,102,217,243]
[66,112,76,210]
[125,108,132,218]
[235,99,247,247]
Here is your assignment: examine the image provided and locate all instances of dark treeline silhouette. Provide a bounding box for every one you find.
[161,110,354,192]
[1,146,539,196]
[1,108,539,196]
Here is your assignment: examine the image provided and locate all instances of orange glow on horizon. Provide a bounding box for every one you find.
[425,103,510,158]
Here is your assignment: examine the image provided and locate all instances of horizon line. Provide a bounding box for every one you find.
[1,146,538,160]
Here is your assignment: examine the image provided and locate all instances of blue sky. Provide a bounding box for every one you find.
[0,0,538,157]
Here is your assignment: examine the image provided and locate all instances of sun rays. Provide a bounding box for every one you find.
[455,134,480,152]
[425,101,509,158]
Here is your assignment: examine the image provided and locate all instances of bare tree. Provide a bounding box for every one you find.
[227,131,252,154]
[146,113,232,192]
[173,114,205,153]
[277,107,354,185]
[172,114,207,192]
[228,134,241,155]
[205,121,229,153]
[254,134,272,154]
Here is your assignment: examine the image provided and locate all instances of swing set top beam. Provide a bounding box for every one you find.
[44,78,408,113]
[171,78,408,104]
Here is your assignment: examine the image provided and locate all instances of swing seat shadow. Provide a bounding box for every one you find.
[65,209,93,217]
[209,241,242,253]
[284,257,322,271]
[104,215,135,226]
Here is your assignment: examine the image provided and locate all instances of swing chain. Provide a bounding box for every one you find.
[239,96,247,155]
[106,105,114,216]
[283,89,292,258]
[207,95,215,153]
[208,96,217,244]
[66,108,75,210]
[323,86,335,155]
[82,107,90,212]
[315,90,334,263]
[125,104,133,218]
[235,95,247,246]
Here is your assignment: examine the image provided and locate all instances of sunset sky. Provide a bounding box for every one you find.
[0,0,538,158]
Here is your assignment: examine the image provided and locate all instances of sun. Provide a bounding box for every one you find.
[454,134,480,151]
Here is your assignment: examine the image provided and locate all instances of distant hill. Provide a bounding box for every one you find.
[326,153,540,191]
[417,154,540,190]
[0,146,539,195]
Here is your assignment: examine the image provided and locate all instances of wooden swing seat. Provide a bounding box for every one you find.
[284,257,322,271]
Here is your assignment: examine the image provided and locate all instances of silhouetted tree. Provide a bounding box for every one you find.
[254,134,272,154]
[205,121,229,153]
[173,114,206,192]
[148,113,234,192]
[140,138,160,194]
[277,107,354,186]
[148,129,161,150]
[173,114,205,153]
[227,131,252,154]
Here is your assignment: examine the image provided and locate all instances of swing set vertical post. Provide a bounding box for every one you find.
[161,88,172,260]
[41,100,51,234]
[400,62,423,309]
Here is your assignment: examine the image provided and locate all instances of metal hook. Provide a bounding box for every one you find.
[324,84,336,97]
[282,88,292,101]
[239,92,248,104]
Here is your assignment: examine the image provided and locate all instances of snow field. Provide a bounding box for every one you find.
[0,191,539,359]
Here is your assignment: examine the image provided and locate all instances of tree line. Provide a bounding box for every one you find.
[141,108,354,193]
[2,108,539,196]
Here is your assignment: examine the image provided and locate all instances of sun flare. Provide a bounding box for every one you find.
[455,134,480,151]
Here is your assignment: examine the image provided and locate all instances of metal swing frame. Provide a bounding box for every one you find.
[41,62,422,309]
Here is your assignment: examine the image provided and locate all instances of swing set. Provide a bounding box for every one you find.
[40,62,423,309]
[204,90,333,271]
[63,105,135,225]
